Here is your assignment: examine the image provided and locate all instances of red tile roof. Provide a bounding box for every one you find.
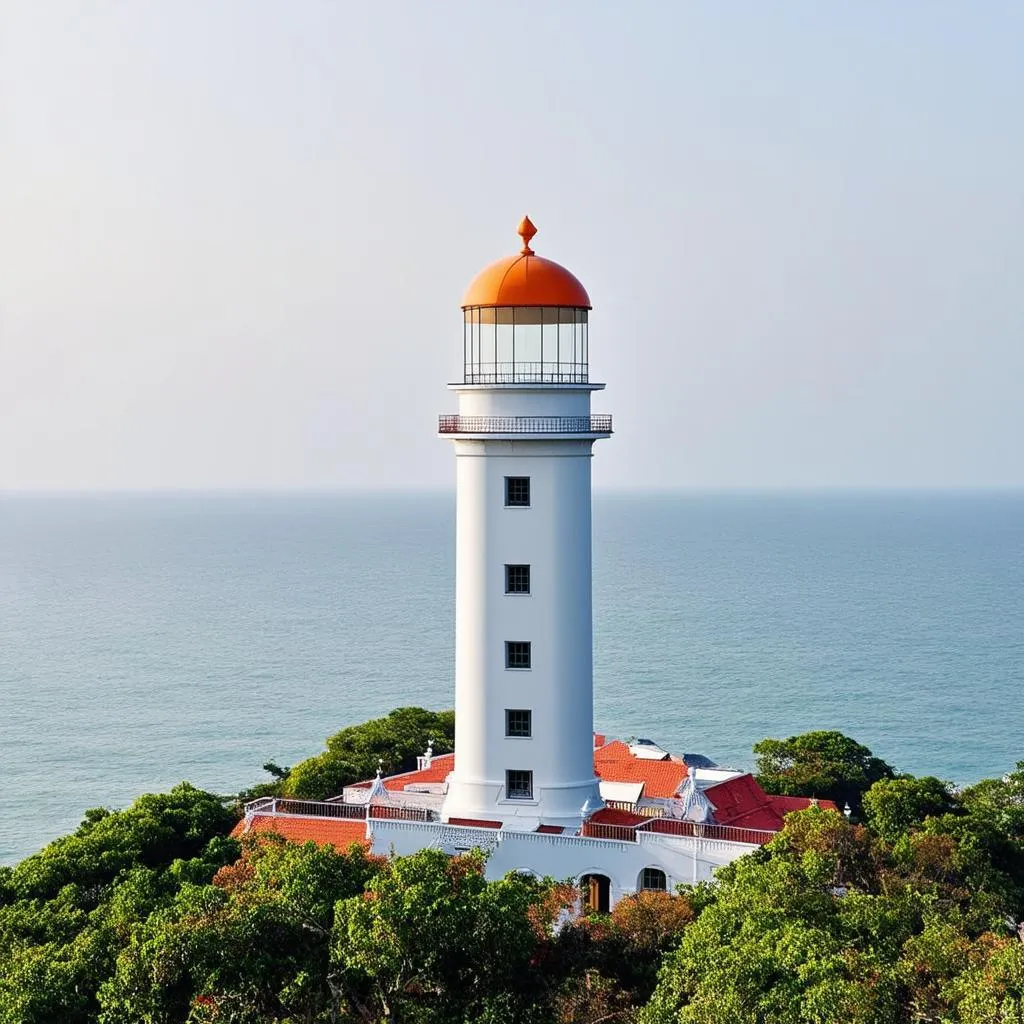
[593,740,688,798]
[703,775,838,831]
[354,743,690,803]
[239,814,371,850]
[349,753,455,792]
[448,817,502,829]
[536,824,564,834]
[586,806,648,827]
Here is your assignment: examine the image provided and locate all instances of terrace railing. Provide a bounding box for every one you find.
[580,822,643,842]
[368,803,440,823]
[244,797,367,820]
[640,818,775,846]
[242,797,772,845]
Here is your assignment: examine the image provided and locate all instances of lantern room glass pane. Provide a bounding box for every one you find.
[463,306,589,384]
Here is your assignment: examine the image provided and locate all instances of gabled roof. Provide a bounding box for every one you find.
[237,814,371,850]
[593,739,688,799]
[703,774,838,831]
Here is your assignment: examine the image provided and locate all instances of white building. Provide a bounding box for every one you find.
[239,219,832,911]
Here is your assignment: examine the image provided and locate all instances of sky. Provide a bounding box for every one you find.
[1,2,1022,491]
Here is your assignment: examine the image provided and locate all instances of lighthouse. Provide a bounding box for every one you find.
[438,218,612,831]
[243,217,837,907]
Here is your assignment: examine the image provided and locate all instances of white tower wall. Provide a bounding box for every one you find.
[441,384,607,830]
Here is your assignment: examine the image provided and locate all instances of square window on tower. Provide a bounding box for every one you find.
[505,641,532,670]
[504,476,530,507]
[506,769,533,800]
[505,564,531,594]
[505,709,532,737]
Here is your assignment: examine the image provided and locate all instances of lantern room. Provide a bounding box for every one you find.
[460,217,591,385]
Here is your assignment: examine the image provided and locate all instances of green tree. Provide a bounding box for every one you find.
[332,849,553,1023]
[6,783,235,905]
[99,834,381,1024]
[550,889,695,1021]
[0,786,236,1024]
[952,937,1024,1023]
[753,730,896,815]
[862,776,957,843]
[641,810,913,1024]
[279,707,455,801]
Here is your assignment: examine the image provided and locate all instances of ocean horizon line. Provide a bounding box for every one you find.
[4,484,1024,499]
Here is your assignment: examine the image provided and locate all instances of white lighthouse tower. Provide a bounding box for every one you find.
[439,217,612,831]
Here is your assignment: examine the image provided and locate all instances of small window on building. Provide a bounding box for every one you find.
[640,867,667,892]
[505,641,531,670]
[505,476,530,507]
[505,709,532,737]
[506,770,533,800]
[505,564,531,594]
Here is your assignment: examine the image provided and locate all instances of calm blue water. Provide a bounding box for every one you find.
[2,492,1022,864]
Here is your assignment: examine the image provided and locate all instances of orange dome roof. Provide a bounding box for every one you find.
[461,217,591,309]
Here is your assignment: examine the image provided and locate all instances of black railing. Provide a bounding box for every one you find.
[438,415,612,435]
[464,364,589,385]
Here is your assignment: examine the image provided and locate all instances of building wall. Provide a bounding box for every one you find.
[369,819,755,908]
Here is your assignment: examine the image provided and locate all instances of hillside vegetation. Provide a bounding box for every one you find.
[2,712,1023,1023]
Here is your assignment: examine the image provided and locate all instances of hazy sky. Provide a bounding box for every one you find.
[2,2,1022,490]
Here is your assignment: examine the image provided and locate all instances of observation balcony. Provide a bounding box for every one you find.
[438,414,612,435]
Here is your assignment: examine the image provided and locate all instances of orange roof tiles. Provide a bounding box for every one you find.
[593,740,688,799]
[356,743,691,803]
[349,754,455,793]
[241,814,371,850]
[594,739,631,761]
[372,753,454,791]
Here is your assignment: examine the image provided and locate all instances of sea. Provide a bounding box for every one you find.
[2,491,1022,865]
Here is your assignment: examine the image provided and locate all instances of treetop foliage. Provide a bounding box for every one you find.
[251,706,456,802]
[753,729,897,814]
[3,721,1023,1023]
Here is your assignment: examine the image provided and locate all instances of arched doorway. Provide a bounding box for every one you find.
[580,873,611,914]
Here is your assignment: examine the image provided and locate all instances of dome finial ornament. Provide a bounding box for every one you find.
[517,215,537,255]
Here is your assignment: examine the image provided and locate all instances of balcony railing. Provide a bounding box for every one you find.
[641,818,775,846]
[438,415,612,435]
